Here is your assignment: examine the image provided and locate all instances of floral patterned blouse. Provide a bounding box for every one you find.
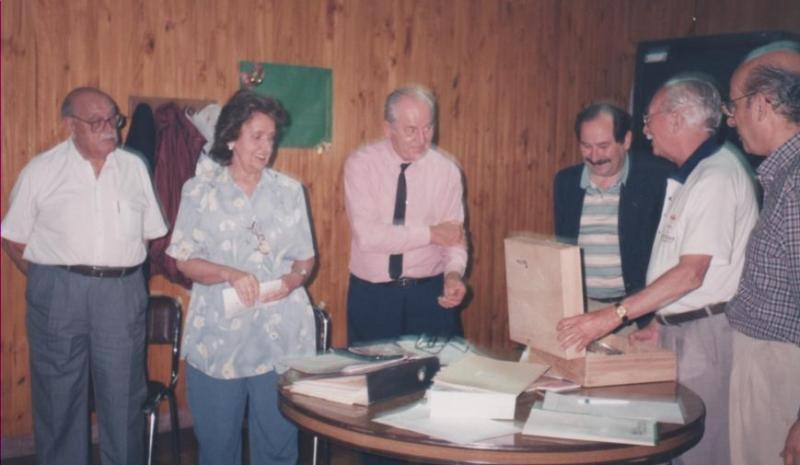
[166,166,316,379]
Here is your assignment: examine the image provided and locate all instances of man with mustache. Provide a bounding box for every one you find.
[1,87,167,465]
[553,102,670,327]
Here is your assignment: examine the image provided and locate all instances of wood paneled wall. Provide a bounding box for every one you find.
[2,0,798,440]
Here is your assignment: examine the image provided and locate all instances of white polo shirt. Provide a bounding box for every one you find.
[647,142,758,317]
[1,139,167,267]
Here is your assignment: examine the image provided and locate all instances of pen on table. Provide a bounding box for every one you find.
[579,397,629,406]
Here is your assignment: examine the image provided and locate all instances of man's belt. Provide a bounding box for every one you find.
[377,275,440,288]
[655,302,727,326]
[57,265,140,278]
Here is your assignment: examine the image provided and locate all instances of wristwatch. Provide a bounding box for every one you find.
[614,302,630,325]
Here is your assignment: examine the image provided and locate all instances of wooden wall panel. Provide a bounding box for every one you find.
[2,0,798,441]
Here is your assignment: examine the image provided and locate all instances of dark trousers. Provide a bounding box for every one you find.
[347,273,462,345]
[347,273,461,465]
[26,264,147,465]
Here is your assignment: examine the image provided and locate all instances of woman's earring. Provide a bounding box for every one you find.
[227,142,234,151]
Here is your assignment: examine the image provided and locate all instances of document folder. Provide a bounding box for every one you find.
[289,356,441,405]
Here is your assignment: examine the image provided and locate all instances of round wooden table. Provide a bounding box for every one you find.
[280,381,704,465]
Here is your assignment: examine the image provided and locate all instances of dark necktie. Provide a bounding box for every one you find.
[389,163,411,280]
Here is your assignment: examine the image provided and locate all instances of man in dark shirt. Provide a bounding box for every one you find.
[554,102,669,327]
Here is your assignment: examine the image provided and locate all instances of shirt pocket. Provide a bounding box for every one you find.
[116,198,146,240]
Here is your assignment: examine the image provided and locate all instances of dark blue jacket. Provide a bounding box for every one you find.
[553,154,672,297]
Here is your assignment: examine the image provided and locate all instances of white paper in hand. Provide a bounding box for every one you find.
[222,279,283,319]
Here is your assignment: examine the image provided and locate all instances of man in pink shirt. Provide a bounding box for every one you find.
[344,86,468,347]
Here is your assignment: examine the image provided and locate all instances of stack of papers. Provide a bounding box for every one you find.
[521,391,685,446]
[289,374,370,405]
[284,351,410,376]
[541,391,686,424]
[427,353,549,420]
[287,356,440,406]
[524,402,658,446]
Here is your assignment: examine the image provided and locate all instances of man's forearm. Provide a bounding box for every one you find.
[2,239,28,275]
[621,254,711,320]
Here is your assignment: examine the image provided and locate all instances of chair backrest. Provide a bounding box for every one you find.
[312,306,331,353]
[146,295,183,388]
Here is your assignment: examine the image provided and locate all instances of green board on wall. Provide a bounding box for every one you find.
[239,61,332,149]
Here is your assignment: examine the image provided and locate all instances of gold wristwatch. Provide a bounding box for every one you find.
[614,302,630,325]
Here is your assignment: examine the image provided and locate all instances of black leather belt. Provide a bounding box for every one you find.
[655,302,726,326]
[378,276,438,288]
[57,265,140,278]
[591,296,623,304]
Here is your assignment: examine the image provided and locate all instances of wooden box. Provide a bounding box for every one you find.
[504,233,676,387]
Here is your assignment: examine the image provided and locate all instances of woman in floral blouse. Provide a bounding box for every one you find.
[167,90,316,465]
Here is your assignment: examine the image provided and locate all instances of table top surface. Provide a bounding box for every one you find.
[279,379,704,465]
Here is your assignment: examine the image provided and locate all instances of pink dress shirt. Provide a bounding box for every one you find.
[344,139,467,283]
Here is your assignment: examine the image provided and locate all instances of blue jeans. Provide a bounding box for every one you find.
[187,364,298,465]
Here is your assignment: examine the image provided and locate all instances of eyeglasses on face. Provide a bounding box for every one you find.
[642,109,671,127]
[721,91,757,118]
[70,113,126,132]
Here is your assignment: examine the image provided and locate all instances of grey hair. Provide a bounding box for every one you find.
[742,40,800,64]
[744,64,800,123]
[660,73,722,133]
[60,87,117,117]
[384,86,437,123]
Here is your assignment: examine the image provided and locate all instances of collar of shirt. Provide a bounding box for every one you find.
[669,136,721,184]
[382,138,432,169]
[579,152,630,192]
[67,137,120,178]
[757,130,800,184]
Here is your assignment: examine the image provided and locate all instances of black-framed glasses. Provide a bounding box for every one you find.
[413,334,469,355]
[721,91,757,118]
[69,113,126,132]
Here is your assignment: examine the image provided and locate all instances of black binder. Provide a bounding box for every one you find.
[365,356,440,404]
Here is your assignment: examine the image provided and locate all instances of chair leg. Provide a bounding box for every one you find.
[312,434,330,465]
[146,409,158,465]
[167,392,181,465]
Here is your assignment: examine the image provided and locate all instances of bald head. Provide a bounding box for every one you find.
[728,42,800,154]
[61,87,117,118]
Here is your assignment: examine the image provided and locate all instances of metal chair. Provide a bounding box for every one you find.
[311,304,332,465]
[142,295,183,465]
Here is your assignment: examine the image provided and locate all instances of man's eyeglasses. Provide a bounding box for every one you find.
[642,109,670,127]
[721,92,757,118]
[413,334,469,355]
[69,113,126,132]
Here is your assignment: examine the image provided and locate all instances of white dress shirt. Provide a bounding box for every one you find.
[1,138,167,267]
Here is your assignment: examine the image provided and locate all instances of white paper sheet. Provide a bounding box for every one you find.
[222,280,282,319]
[373,400,520,444]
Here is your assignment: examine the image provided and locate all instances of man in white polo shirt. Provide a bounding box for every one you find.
[1,87,167,465]
[558,74,758,465]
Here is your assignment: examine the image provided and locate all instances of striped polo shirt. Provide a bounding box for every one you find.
[577,154,629,300]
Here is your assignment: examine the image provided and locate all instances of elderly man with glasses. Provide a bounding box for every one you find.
[724,41,800,465]
[558,74,759,465]
[1,87,167,465]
